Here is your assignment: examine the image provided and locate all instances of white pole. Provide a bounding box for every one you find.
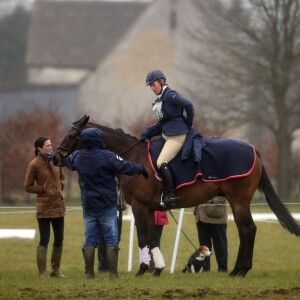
[127,207,135,272]
[170,208,184,274]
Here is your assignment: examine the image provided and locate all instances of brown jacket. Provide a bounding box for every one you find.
[194,196,228,224]
[25,155,66,219]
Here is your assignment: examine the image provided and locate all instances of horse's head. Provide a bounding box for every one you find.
[53,115,90,166]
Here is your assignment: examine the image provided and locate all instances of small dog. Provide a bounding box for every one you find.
[182,245,212,273]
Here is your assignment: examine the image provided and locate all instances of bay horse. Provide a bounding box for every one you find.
[54,115,300,277]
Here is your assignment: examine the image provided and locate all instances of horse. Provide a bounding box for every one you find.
[54,115,300,277]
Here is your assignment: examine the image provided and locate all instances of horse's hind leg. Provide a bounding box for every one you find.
[230,203,257,277]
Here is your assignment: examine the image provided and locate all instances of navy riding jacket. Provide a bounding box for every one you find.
[142,86,194,138]
[65,128,144,211]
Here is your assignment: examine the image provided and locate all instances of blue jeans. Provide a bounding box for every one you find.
[83,207,118,247]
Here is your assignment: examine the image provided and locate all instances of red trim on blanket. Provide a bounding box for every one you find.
[148,141,162,178]
[147,142,258,190]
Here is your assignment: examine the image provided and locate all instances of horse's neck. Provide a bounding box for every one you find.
[90,124,138,157]
[105,133,147,164]
[106,136,134,155]
[85,123,148,164]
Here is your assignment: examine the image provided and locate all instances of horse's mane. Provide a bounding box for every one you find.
[87,122,138,141]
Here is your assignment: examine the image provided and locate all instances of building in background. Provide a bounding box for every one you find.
[23,0,184,130]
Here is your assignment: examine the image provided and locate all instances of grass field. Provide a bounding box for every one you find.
[0,205,300,299]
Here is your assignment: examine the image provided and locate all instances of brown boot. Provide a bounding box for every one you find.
[37,246,48,278]
[50,246,66,278]
[106,246,119,278]
[82,246,95,279]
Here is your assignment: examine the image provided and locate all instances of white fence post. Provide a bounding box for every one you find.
[127,207,135,272]
[170,208,184,273]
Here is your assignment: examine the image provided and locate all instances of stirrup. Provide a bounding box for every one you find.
[159,193,177,209]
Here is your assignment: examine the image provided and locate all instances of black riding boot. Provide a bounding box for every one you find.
[159,163,177,209]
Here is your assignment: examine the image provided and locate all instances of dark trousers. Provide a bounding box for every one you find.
[196,221,228,272]
[37,217,64,247]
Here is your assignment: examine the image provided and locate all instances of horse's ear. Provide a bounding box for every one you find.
[76,115,90,127]
[84,115,90,125]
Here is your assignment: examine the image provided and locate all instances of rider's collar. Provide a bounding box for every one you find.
[157,85,168,98]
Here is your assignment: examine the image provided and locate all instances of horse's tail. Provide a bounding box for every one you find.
[258,162,300,236]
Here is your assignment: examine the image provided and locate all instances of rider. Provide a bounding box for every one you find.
[140,70,195,209]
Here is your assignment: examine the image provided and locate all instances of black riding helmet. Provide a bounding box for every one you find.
[146,70,166,85]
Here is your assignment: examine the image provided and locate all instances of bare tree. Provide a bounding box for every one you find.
[178,0,300,199]
[0,112,62,203]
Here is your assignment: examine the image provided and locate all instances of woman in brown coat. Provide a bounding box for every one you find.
[25,136,66,278]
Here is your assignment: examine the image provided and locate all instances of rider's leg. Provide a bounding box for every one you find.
[157,134,186,208]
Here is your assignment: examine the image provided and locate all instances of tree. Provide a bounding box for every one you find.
[0,5,30,88]
[0,112,62,203]
[178,0,300,199]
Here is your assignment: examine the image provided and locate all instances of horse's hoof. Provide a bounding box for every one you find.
[153,267,164,277]
[235,270,247,278]
[228,268,247,278]
[135,263,149,277]
[228,268,239,277]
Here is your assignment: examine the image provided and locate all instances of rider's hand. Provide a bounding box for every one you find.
[139,133,148,142]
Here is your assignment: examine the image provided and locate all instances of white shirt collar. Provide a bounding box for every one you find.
[157,85,168,98]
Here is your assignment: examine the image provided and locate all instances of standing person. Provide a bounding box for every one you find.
[194,196,228,272]
[140,69,195,209]
[25,136,66,278]
[97,179,126,273]
[64,127,148,279]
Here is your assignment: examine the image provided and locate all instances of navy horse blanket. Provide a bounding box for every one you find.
[147,138,257,190]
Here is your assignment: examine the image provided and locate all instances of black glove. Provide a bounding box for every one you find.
[141,167,149,179]
[185,119,193,128]
[139,133,148,142]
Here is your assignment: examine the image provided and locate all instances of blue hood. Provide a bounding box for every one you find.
[81,128,106,149]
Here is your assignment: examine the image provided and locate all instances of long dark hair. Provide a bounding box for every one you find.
[34,136,49,157]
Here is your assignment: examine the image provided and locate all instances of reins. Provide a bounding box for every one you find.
[168,209,198,250]
[120,138,145,156]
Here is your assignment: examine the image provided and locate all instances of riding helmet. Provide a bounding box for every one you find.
[146,70,166,85]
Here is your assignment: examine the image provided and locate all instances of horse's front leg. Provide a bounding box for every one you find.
[149,224,165,277]
[131,200,153,277]
[150,246,165,276]
[230,203,257,277]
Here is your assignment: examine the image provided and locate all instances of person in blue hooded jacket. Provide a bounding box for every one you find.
[140,70,195,209]
[64,127,148,279]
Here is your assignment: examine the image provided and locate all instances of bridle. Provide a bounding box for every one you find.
[56,124,145,164]
[56,124,82,161]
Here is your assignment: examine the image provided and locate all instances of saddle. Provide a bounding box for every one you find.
[147,138,257,190]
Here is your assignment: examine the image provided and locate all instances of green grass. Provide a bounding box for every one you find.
[0,206,300,299]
